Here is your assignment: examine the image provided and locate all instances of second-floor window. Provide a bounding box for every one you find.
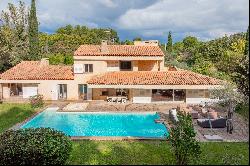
[84,64,93,73]
[120,61,132,71]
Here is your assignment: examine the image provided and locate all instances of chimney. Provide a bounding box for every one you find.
[101,40,109,54]
[40,58,49,66]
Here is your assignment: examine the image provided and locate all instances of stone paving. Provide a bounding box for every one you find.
[194,112,249,142]
[85,101,178,112]
[61,103,89,112]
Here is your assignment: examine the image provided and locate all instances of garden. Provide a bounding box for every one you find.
[0,103,248,165]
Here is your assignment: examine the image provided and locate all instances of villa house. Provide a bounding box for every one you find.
[0,40,222,104]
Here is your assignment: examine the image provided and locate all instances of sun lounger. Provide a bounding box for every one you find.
[197,118,227,128]
[204,135,223,141]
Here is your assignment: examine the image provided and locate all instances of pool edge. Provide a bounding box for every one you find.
[70,136,168,141]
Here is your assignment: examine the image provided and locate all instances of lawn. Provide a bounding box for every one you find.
[0,103,36,133]
[67,141,249,165]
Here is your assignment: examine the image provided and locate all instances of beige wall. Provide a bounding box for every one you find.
[138,60,159,71]
[132,89,152,103]
[186,89,210,104]
[38,80,79,100]
[2,84,10,99]
[74,60,107,74]
[92,88,107,100]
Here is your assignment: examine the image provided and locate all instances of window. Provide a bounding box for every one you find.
[116,89,128,96]
[152,89,173,102]
[120,61,132,71]
[10,83,23,96]
[101,90,108,96]
[84,64,93,73]
[174,89,186,101]
[74,64,84,73]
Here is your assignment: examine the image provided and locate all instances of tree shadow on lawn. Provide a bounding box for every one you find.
[67,140,249,165]
[67,140,175,165]
[0,106,35,133]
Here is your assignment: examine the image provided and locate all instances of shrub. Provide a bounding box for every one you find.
[29,94,44,108]
[169,111,201,165]
[235,102,249,120]
[0,128,72,165]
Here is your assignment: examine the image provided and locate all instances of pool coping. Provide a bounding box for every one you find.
[10,107,170,141]
[70,136,168,141]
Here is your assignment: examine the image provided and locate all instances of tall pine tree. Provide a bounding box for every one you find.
[166,31,173,53]
[28,0,39,60]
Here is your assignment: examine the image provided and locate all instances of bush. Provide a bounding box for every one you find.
[29,94,44,108]
[235,102,249,120]
[0,128,72,165]
[169,111,201,165]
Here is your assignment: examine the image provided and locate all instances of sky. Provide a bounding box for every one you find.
[0,0,249,43]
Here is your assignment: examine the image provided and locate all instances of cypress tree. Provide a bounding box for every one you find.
[244,26,249,55]
[166,31,173,53]
[28,0,39,60]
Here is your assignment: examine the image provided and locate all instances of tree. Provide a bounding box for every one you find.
[166,31,173,52]
[28,0,39,60]
[244,26,249,55]
[210,83,246,133]
[121,39,133,45]
[232,55,249,97]
[133,37,142,41]
[0,1,29,72]
[169,111,201,165]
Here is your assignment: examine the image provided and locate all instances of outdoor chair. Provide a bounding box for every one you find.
[169,108,179,123]
[197,117,227,128]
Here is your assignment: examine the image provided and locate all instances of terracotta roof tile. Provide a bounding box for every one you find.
[87,70,222,85]
[0,61,74,80]
[74,45,164,56]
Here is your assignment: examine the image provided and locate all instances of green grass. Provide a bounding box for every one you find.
[0,103,36,133]
[67,141,249,165]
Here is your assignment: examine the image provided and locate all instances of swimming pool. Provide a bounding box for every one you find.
[21,107,169,138]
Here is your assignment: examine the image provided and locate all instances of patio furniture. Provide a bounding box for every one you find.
[191,110,199,119]
[107,96,127,103]
[197,118,227,128]
[204,135,223,141]
[169,108,179,123]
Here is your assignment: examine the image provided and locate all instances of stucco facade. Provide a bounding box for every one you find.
[0,40,222,104]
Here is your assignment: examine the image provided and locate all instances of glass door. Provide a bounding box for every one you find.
[58,84,67,100]
[78,84,87,100]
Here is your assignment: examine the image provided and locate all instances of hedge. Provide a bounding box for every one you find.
[0,128,72,165]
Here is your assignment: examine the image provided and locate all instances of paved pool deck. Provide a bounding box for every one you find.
[10,101,249,142]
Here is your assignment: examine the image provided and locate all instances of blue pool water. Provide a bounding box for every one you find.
[21,107,169,138]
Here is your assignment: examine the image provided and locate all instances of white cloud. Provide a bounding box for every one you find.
[117,0,249,40]
[0,0,248,41]
[99,0,117,8]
